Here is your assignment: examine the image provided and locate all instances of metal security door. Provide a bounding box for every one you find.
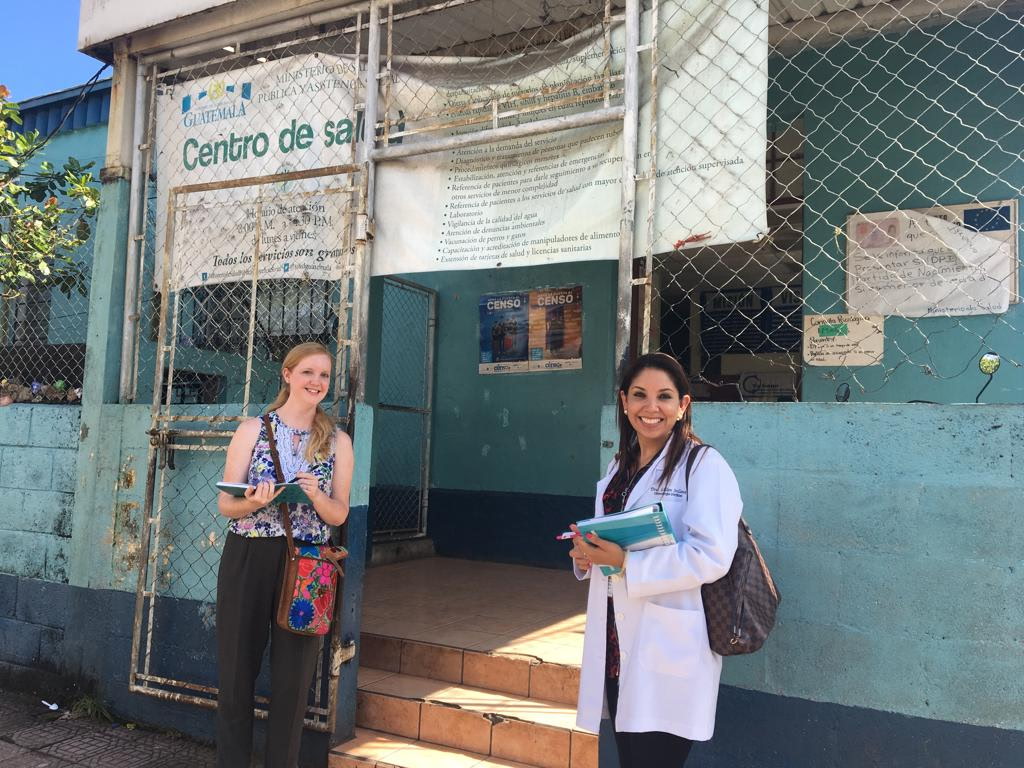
[129,165,365,732]
[371,277,436,540]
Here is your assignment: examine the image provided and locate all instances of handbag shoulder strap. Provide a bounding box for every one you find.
[684,442,709,493]
[261,413,296,557]
[685,441,750,535]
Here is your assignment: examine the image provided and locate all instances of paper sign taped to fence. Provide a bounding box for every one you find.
[845,201,1017,317]
[803,314,884,367]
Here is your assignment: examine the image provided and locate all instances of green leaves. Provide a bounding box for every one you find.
[0,86,98,299]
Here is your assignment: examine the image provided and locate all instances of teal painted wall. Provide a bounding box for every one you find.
[675,402,1023,731]
[387,260,618,497]
[0,405,79,583]
[771,16,1024,403]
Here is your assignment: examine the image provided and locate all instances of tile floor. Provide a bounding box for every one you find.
[362,558,588,666]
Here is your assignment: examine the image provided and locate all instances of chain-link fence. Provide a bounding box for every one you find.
[129,12,372,729]
[371,277,435,540]
[0,231,90,405]
[646,0,1023,404]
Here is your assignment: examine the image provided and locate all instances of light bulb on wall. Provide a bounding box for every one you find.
[975,353,1000,403]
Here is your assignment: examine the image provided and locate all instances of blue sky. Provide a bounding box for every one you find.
[1,0,109,101]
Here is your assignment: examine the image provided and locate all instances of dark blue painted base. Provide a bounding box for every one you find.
[5,570,1024,768]
[598,685,1024,768]
[0,571,345,768]
[427,488,594,568]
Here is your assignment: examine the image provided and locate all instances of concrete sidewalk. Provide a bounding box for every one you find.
[0,689,215,767]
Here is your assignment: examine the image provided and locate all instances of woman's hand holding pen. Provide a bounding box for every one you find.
[294,471,324,503]
[567,523,626,571]
[569,524,592,572]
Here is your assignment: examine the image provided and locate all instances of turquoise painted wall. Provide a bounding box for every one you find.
[0,405,79,583]
[771,16,1024,403]
[680,401,1023,731]
[388,260,618,497]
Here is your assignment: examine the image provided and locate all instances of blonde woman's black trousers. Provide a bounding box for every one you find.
[216,532,321,768]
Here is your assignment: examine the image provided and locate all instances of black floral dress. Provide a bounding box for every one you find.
[602,459,653,678]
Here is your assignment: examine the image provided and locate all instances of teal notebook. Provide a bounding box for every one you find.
[575,502,676,576]
[216,481,313,506]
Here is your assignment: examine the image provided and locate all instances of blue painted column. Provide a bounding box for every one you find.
[66,49,138,689]
[331,402,373,745]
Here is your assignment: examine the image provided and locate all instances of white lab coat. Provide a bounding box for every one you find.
[574,438,742,741]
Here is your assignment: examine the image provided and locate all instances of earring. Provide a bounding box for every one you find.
[623,410,628,415]
[676,414,682,421]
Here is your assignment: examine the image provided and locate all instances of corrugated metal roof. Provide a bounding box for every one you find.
[16,79,112,136]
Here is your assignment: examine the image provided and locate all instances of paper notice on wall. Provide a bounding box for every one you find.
[528,286,583,371]
[845,201,1017,317]
[479,292,530,374]
[479,286,583,373]
[803,314,884,367]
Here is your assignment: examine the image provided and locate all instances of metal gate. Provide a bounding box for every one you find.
[371,278,436,540]
[127,10,373,727]
[129,165,365,730]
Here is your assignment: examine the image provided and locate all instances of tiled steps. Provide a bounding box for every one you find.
[330,634,594,768]
[330,728,536,768]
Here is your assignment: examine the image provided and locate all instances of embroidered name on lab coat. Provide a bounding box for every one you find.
[654,485,687,499]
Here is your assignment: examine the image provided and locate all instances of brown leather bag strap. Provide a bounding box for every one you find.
[261,413,296,560]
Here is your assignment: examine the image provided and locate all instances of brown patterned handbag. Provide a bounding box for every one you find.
[686,445,780,656]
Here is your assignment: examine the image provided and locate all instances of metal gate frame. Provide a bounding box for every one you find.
[129,162,365,732]
[372,276,437,541]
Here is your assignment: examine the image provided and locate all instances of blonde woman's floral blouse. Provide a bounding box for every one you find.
[228,411,334,543]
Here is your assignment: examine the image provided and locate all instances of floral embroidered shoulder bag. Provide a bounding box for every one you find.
[262,414,347,636]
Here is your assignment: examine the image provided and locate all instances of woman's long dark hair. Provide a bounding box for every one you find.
[614,352,701,487]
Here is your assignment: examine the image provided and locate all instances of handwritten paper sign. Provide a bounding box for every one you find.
[845,201,1017,317]
[803,314,884,367]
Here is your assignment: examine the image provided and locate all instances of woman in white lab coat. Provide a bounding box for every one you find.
[568,352,742,766]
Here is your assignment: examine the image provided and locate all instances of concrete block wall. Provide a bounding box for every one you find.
[0,404,80,692]
[691,402,1024,733]
[0,405,80,583]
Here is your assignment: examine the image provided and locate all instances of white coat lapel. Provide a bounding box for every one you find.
[622,437,674,509]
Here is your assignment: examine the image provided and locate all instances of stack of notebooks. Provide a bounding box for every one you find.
[571,502,676,576]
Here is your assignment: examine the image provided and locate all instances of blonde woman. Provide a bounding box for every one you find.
[215,342,354,768]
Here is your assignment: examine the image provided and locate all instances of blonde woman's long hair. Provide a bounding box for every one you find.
[266,342,335,463]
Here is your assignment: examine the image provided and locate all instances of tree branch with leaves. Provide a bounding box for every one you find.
[0,84,99,300]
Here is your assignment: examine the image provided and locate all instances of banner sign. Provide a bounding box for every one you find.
[375,0,768,274]
[155,54,360,290]
[155,0,768,285]
[845,200,1018,317]
[479,286,583,374]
